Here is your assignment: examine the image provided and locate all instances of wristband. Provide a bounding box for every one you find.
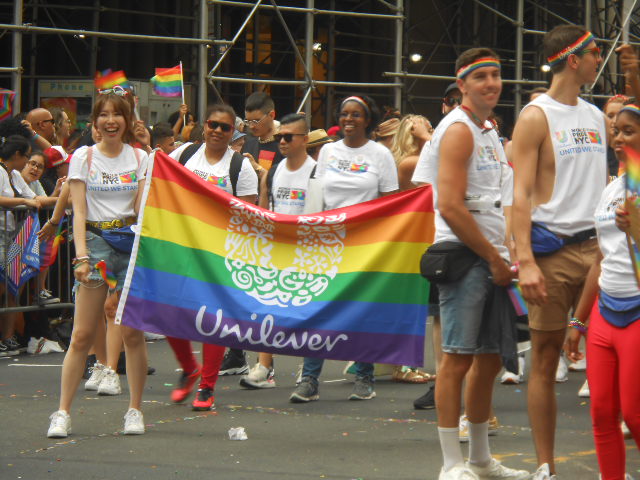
[48,218,59,227]
[568,317,587,334]
[72,256,90,265]
[33,132,39,139]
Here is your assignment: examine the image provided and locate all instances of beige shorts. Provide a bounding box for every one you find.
[528,238,599,331]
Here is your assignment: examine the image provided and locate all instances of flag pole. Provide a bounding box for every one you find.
[180,61,186,128]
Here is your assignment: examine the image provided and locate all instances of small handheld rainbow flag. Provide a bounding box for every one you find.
[95,69,130,90]
[40,222,66,271]
[507,281,528,316]
[150,64,183,98]
[0,88,15,122]
[95,260,117,290]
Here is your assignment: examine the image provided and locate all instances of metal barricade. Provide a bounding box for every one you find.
[0,205,74,314]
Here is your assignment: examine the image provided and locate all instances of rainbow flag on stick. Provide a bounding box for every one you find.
[0,88,15,122]
[116,152,433,365]
[39,222,66,271]
[507,281,528,316]
[94,69,130,90]
[150,64,183,98]
[623,146,640,283]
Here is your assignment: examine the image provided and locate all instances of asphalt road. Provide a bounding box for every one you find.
[1,338,638,480]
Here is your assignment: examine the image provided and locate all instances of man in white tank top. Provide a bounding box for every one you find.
[511,25,607,479]
[426,48,528,480]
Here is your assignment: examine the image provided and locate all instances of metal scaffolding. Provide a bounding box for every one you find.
[3,0,640,127]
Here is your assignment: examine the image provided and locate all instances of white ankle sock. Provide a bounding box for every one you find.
[468,421,492,467]
[438,426,464,471]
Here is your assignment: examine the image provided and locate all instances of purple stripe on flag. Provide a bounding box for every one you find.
[121,295,425,365]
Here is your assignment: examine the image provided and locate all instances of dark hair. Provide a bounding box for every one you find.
[168,109,193,127]
[245,92,275,114]
[543,25,589,74]
[279,113,308,133]
[151,122,174,146]
[336,94,381,136]
[454,48,500,74]
[618,99,640,124]
[204,103,237,123]
[0,116,32,140]
[189,124,204,143]
[0,135,30,161]
[29,150,45,160]
[381,106,401,121]
[91,94,133,143]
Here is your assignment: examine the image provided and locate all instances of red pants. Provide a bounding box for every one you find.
[166,336,225,390]
[586,300,640,480]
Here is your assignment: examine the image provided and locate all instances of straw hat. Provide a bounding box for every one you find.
[307,129,334,147]
[375,117,400,138]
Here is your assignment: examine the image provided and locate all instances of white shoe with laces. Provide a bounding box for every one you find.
[555,356,568,383]
[47,410,71,438]
[439,463,479,480]
[123,408,145,435]
[532,463,557,480]
[239,363,276,389]
[467,458,529,479]
[97,367,122,395]
[84,362,106,391]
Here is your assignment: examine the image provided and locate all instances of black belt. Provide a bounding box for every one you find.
[562,228,597,246]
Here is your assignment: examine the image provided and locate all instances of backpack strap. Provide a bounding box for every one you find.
[266,163,278,210]
[86,145,93,171]
[229,151,244,197]
[179,143,201,166]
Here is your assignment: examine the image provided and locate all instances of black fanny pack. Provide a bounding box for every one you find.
[420,241,479,284]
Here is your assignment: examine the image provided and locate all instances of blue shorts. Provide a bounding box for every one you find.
[438,260,500,355]
[75,230,130,291]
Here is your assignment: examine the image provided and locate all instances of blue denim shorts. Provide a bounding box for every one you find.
[75,230,130,291]
[438,259,500,355]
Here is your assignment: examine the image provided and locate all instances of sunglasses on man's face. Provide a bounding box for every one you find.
[443,97,462,107]
[206,120,233,132]
[274,133,306,143]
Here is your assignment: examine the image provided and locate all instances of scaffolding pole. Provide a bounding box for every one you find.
[382,72,548,86]
[514,0,524,118]
[303,0,314,120]
[394,0,403,109]
[198,0,209,120]
[12,0,23,113]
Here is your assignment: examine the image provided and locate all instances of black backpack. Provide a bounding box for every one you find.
[266,162,317,210]
[178,143,244,196]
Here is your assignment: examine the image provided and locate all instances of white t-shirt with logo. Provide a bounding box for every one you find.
[316,139,398,210]
[595,176,637,298]
[170,144,258,197]
[271,156,317,214]
[0,167,36,231]
[68,145,148,222]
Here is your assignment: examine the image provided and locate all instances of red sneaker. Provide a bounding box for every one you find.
[192,388,215,411]
[170,367,201,403]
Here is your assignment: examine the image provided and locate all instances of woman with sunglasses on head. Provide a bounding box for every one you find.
[290,94,399,404]
[565,45,640,480]
[47,89,149,438]
[166,104,258,411]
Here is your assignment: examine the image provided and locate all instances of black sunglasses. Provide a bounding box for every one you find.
[443,97,462,107]
[206,120,233,132]
[274,133,306,143]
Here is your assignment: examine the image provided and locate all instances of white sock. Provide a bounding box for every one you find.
[468,421,492,467]
[438,426,464,471]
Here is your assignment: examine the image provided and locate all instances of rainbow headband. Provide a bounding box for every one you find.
[621,104,640,116]
[546,32,594,66]
[456,58,501,79]
[341,96,370,116]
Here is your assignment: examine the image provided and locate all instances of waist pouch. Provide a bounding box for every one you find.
[87,224,135,254]
[598,291,640,327]
[531,222,596,257]
[420,241,479,284]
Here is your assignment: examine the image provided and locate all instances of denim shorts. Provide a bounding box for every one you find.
[75,230,130,291]
[438,259,500,354]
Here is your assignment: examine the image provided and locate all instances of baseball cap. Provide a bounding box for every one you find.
[44,146,69,169]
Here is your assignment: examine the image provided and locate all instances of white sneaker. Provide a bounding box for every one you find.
[467,458,529,479]
[97,367,122,395]
[47,410,71,438]
[568,357,586,371]
[532,463,557,480]
[123,408,145,435]
[239,363,276,389]
[622,421,632,439]
[84,362,106,391]
[439,463,479,479]
[555,356,568,383]
[27,337,63,354]
[43,339,64,353]
[459,415,499,443]
[578,379,590,398]
[500,370,521,384]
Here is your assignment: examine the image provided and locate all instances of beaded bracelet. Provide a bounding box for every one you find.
[568,317,588,334]
[72,256,90,266]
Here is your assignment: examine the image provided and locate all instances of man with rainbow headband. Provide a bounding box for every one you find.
[511,25,607,479]
[420,47,529,480]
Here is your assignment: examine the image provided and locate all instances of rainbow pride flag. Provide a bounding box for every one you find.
[507,281,528,316]
[39,221,66,271]
[117,152,433,365]
[150,64,182,97]
[94,69,130,90]
[95,260,117,290]
[0,88,15,122]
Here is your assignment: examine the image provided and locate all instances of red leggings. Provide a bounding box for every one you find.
[166,336,225,390]
[586,300,640,480]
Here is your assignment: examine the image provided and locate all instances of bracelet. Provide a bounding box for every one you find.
[73,261,89,270]
[568,317,588,334]
[33,132,39,139]
[72,256,90,265]
[48,219,59,227]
